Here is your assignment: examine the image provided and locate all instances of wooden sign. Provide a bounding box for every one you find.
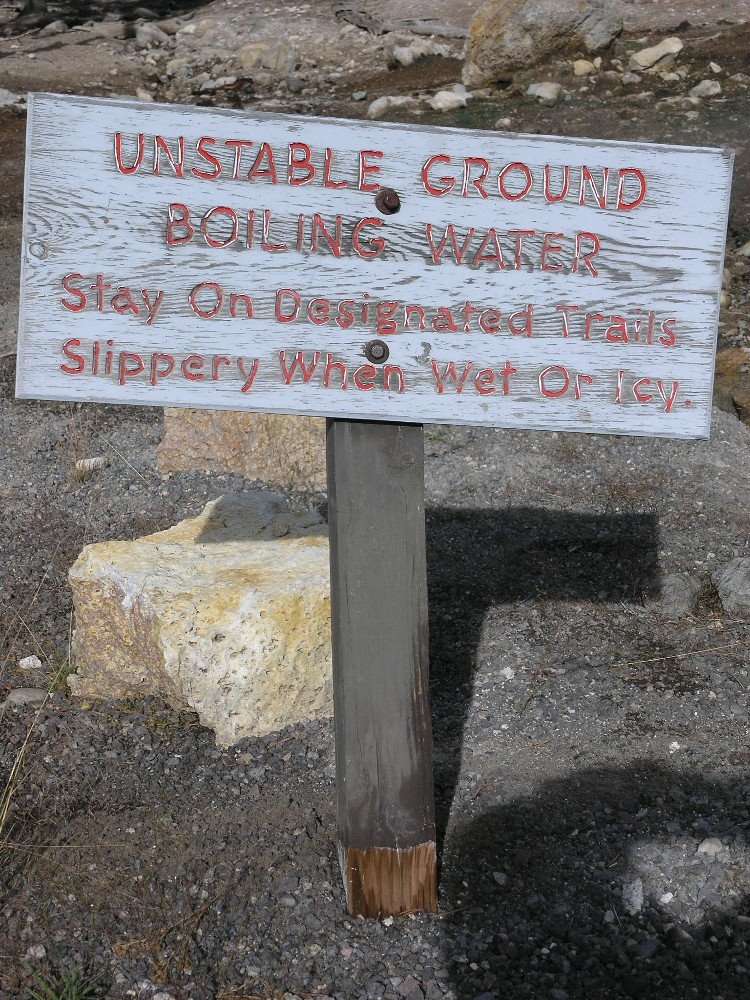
[17,93,732,439]
[15,94,736,921]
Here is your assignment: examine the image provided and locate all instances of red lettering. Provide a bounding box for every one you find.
[200,206,238,248]
[60,338,85,374]
[118,351,145,385]
[212,355,231,380]
[279,350,320,384]
[617,168,647,211]
[229,293,253,318]
[225,139,253,179]
[166,203,194,246]
[633,377,653,402]
[61,273,86,312]
[358,150,383,192]
[579,166,609,208]
[238,357,259,392]
[540,232,564,272]
[288,142,314,185]
[479,308,501,333]
[499,361,517,395]
[149,352,175,385]
[556,303,581,337]
[353,364,377,390]
[461,157,489,198]
[659,317,677,347]
[311,214,342,257]
[275,288,301,322]
[247,142,277,183]
[475,369,495,394]
[352,217,385,259]
[498,162,533,201]
[154,135,184,177]
[431,360,474,393]
[307,296,331,325]
[539,365,570,398]
[383,364,405,393]
[324,353,347,389]
[543,165,569,203]
[192,136,221,180]
[181,354,205,380]
[421,154,454,196]
[114,132,144,174]
[323,147,348,189]
[425,224,475,264]
[262,209,287,252]
[189,281,223,318]
[573,232,601,277]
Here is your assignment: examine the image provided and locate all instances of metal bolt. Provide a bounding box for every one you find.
[374,188,401,215]
[364,339,390,364]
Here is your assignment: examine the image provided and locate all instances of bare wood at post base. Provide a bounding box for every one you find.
[326,418,436,918]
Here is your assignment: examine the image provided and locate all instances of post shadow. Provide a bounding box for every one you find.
[438,761,750,998]
[425,507,660,849]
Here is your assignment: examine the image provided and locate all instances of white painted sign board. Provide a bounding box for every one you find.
[17,93,733,438]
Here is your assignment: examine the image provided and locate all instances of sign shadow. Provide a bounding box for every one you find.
[438,761,750,998]
[425,507,660,848]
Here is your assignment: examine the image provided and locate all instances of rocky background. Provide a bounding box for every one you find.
[1,2,750,998]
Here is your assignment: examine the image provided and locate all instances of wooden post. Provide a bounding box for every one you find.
[326,418,437,918]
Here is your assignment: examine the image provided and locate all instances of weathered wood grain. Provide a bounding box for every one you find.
[16,93,734,438]
[342,843,437,918]
[327,419,436,916]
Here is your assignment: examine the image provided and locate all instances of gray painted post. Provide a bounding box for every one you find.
[326,418,437,918]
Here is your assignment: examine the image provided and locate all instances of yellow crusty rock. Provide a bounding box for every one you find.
[156,409,326,492]
[69,492,332,746]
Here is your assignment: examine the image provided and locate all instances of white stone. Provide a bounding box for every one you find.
[697,837,724,855]
[68,492,333,747]
[573,59,597,76]
[712,557,750,616]
[389,36,450,68]
[710,62,722,73]
[526,82,562,106]
[0,88,23,108]
[367,95,419,119]
[428,90,468,112]
[690,79,721,98]
[620,71,641,84]
[135,23,170,47]
[166,57,189,77]
[18,655,42,671]
[629,37,683,72]
[238,40,297,75]
[622,878,644,915]
[737,240,750,257]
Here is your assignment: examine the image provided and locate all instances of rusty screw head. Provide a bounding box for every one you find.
[364,339,389,364]
[374,188,401,215]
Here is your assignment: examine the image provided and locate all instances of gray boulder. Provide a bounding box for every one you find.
[644,573,700,620]
[713,557,750,617]
[463,0,623,88]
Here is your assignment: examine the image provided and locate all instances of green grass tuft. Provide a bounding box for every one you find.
[28,969,99,1000]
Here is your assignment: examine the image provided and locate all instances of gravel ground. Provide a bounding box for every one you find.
[2,1,750,996]
[2,337,750,997]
